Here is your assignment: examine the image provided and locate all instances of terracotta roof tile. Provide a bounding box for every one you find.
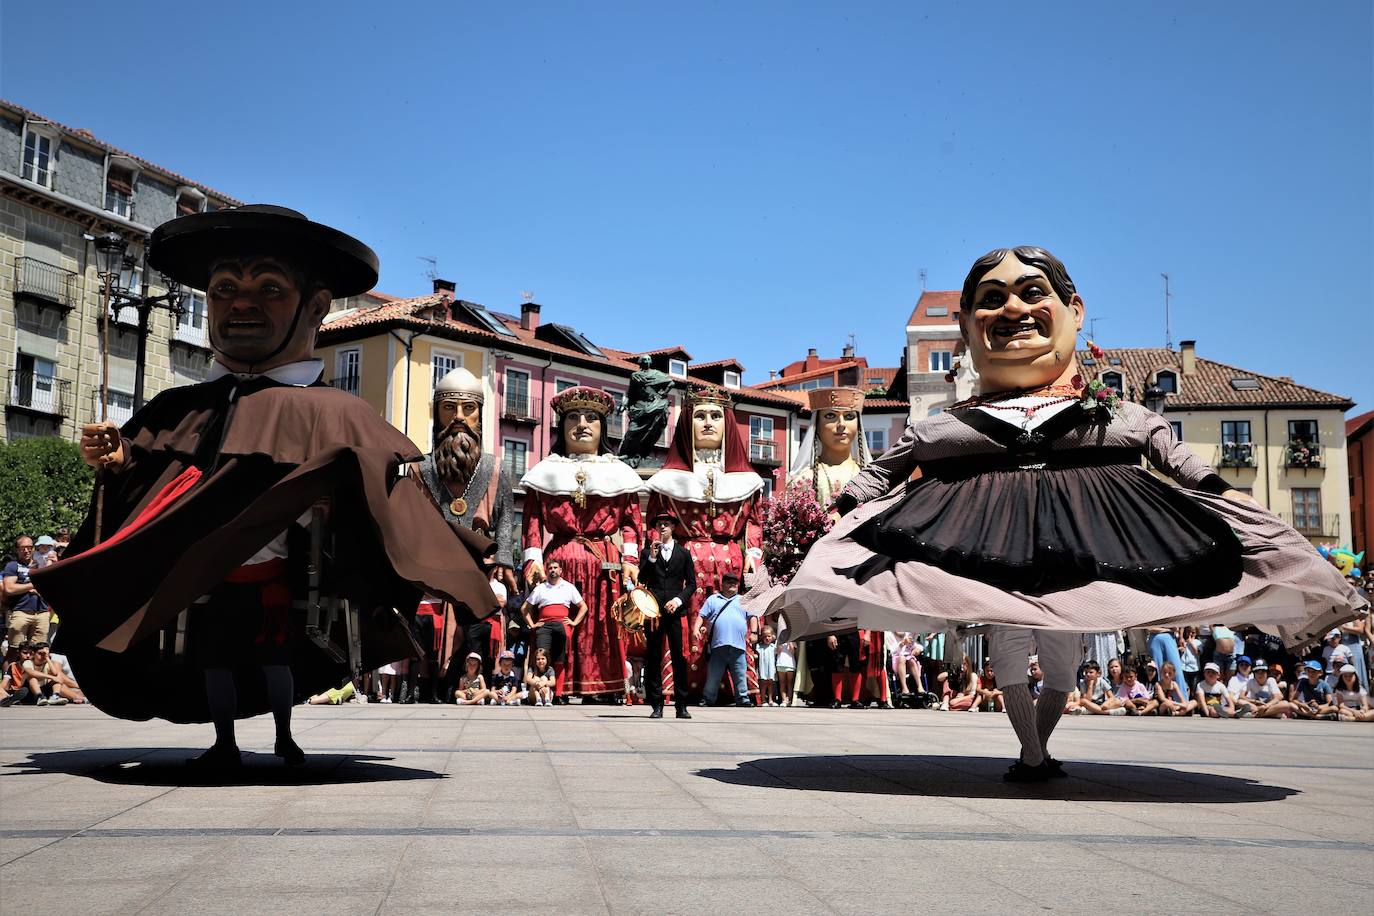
[1080,346,1354,411]
[689,358,745,372]
[907,290,962,326]
[2,99,244,206]
[754,360,863,389]
[1347,409,1374,439]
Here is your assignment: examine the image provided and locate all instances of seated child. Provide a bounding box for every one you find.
[455,652,495,706]
[491,651,521,706]
[524,648,556,707]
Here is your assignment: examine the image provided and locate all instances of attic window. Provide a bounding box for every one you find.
[454,300,517,338]
[927,306,948,317]
[544,323,605,357]
[1109,357,1123,365]
[669,358,688,379]
[1082,358,1097,366]
[1230,377,1261,391]
[724,370,741,389]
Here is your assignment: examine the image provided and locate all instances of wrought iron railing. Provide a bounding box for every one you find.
[750,437,778,463]
[501,393,542,425]
[1218,442,1255,468]
[5,371,71,416]
[1277,512,1340,538]
[14,257,77,309]
[1283,440,1323,469]
[328,375,361,396]
[172,321,210,349]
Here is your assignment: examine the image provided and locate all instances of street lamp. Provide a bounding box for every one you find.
[93,233,186,411]
[93,232,128,279]
[92,233,128,423]
[1143,384,1167,415]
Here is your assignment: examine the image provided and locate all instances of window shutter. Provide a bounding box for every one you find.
[107,168,134,195]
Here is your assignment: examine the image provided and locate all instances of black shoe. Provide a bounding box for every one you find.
[734,699,753,708]
[849,701,867,710]
[187,743,242,769]
[829,700,843,709]
[1044,756,1068,778]
[649,706,664,719]
[676,706,692,719]
[274,738,305,767]
[1003,760,1050,783]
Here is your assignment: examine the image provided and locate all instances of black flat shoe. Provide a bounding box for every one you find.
[274,738,306,767]
[829,701,843,709]
[675,706,692,719]
[849,701,867,710]
[1044,756,1068,778]
[187,744,242,769]
[1003,760,1050,783]
[649,706,664,719]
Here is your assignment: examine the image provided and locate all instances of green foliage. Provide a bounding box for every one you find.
[0,437,94,552]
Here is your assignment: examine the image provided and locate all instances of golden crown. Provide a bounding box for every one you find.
[550,385,615,417]
[688,385,732,408]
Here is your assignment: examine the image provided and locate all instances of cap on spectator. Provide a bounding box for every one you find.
[1027,654,1039,664]
[1303,660,1324,672]
[1236,655,1252,665]
[465,652,482,662]
[721,572,740,585]
[1339,664,1358,675]
[1325,629,1342,640]
[1146,659,1158,668]
[1203,662,1221,673]
[498,650,515,661]
[34,535,56,547]
[1252,660,1269,671]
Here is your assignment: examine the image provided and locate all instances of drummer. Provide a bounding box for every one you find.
[519,559,586,702]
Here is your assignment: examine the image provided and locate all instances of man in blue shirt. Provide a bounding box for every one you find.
[695,573,757,707]
[4,536,51,655]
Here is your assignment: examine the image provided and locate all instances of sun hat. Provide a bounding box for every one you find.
[1339,664,1358,675]
[1252,660,1269,671]
[1303,660,1324,672]
[1203,662,1221,673]
[34,535,56,547]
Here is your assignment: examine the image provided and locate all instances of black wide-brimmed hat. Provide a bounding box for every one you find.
[148,204,379,297]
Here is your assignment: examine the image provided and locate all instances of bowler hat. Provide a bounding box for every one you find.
[149,204,379,298]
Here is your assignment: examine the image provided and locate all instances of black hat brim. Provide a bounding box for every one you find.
[149,209,379,298]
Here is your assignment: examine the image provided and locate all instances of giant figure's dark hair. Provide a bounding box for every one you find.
[959,246,1078,314]
[548,411,619,457]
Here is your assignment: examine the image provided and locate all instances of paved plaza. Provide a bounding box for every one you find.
[2,703,1371,914]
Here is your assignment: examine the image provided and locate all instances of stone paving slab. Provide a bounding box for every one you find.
[2,703,1372,914]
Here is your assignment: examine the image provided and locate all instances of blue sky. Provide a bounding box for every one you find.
[3,2,1370,410]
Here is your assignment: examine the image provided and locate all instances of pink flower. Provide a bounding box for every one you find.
[1096,388,1112,401]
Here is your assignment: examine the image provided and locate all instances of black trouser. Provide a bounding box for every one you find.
[532,620,568,664]
[643,612,689,708]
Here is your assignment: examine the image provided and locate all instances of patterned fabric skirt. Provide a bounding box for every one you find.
[548,538,627,696]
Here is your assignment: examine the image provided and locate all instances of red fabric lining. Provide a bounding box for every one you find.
[89,466,203,555]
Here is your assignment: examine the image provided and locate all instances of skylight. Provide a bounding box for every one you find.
[1230,377,1261,390]
[927,306,948,317]
[548,323,605,357]
[454,300,517,338]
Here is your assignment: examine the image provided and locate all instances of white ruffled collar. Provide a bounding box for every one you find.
[519,453,644,498]
[646,466,764,503]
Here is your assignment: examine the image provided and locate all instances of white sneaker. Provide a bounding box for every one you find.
[36,697,48,706]
[381,696,392,704]
[48,696,69,706]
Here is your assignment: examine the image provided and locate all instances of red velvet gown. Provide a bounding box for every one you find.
[645,491,763,700]
[522,490,642,696]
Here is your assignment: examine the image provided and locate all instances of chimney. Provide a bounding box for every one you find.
[432,278,456,300]
[842,342,855,360]
[1180,339,1196,375]
[807,347,818,358]
[521,301,541,331]
[768,370,778,381]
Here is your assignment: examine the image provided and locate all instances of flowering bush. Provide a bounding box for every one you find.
[761,483,834,585]
[1285,439,1321,468]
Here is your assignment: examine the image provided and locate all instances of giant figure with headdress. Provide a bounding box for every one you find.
[34,205,498,768]
[519,386,644,699]
[645,386,766,701]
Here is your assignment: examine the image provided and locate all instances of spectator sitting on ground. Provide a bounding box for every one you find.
[524,648,556,707]
[1139,658,1160,694]
[977,658,1004,712]
[491,651,521,706]
[1289,660,1337,719]
[31,643,83,704]
[454,652,494,706]
[1333,665,1374,722]
[306,680,359,705]
[1242,660,1293,718]
[938,654,980,711]
[1227,656,1254,700]
[892,633,923,697]
[16,643,67,706]
[1105,657,1125,692]
[1115,666,1158,715]
[1154,662,1197,716]
[1073,660,1126,716]
[0,645,34,706]
[1323,631,1356,688]
[1027,655,1044,699]
[1196,662,1238,718]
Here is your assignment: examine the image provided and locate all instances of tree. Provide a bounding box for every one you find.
[0,436,93,554]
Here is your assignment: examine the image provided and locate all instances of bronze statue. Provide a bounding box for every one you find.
[619,355,674,467]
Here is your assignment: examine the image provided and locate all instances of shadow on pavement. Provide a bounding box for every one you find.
[8,748,446,787]
[696,755,1297,803]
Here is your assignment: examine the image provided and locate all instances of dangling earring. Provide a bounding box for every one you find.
[945,359,960,384]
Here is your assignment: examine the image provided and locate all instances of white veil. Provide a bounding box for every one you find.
[788,410,872,486]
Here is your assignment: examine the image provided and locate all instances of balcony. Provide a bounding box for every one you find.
[1283,440,1323,470]
[749,438,780,466]
[1218,441,1256,469]
[5,371,71,417]
[328,375,361,396]
[91,388,134,428]
[13,257,77,313]
[1278,512,1340,538]
[501,394,543,426]
[171,320,211,350]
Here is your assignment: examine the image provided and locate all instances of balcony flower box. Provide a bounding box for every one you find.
[1284,439,1322,469]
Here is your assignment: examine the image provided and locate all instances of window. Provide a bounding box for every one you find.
[105,167,135,218]
[1221,420,1252,444]
[175,290,208,346]
[784,378,825,392]
[1167,421,1183,440]
[1292,488,1322,534]
[14,354,56,412]
[1154,370,1178,394]
[796,423,809,446]
[1288,419,1319,444]
[105,389,135,427]
[668,358,688,379]
[22,129,53,187]
[867,374,885,385]
[723,370,741,390]
[865,428,887,454]
[1101,371,1124,391]
[504,369,531,417]
[431,351,461,391]
[927,306,948,317]
[334,348,361,395]
[503,439,529,479]
[554,378,577,394]
[748,415,775,461]
[928,351,952,372]
[604,388,626,439]
[176,191,204,216]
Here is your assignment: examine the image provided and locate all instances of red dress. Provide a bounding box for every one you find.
[521,456,644,697]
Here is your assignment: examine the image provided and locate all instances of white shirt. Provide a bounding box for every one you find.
[658,540,675,562]
[528,580,582,608]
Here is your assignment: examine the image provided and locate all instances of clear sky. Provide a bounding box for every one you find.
[2,2,1370,410]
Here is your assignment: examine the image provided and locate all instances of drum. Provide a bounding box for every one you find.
[612,587,660,654]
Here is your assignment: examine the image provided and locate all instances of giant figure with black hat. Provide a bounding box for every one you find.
[34,205,498,768]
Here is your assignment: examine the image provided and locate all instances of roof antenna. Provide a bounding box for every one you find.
[418,255,438,283]
[918,268,927,292]
[520,290,535,303]
[1161,273,1173,350]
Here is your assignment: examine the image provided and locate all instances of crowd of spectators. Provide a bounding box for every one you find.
[2,530,87,707]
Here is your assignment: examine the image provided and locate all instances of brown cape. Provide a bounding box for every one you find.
[33,374,497,723]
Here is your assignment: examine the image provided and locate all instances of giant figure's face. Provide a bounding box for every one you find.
[817,409,858,458]
[207,256,330,371]
[437,396,482,438]
[563,409,603,455]
[691,405,725,451]
[959,253,1084,392]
